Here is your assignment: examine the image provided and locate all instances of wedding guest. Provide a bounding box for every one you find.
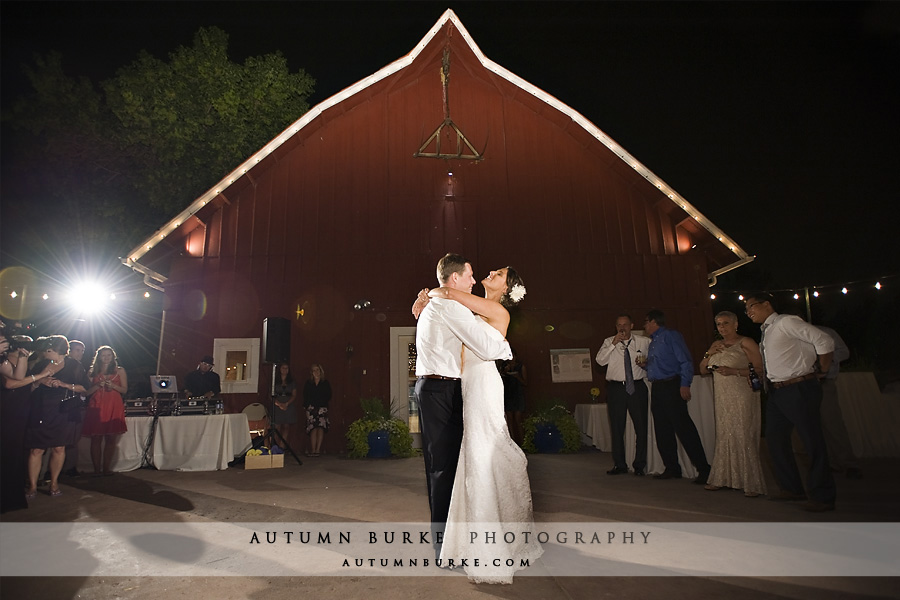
[83,346,128,475]
[24,336,88,498]
[303,364,331,456]
[699,311,767,497]
[813,325,861,479]
[1,326,56,512]
[595,315,650,476]
[499,348,527,446]
[644,310,711,484]
[745,293,836,512]
[59,339,87,477]
[271,363,298,448]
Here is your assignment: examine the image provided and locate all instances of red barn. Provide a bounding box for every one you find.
[122,10,751,453]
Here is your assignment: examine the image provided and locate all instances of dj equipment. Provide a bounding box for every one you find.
[124,397,220,416]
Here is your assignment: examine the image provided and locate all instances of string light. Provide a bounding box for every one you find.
[708,274,896,304]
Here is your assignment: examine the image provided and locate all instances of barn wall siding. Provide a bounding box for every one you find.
[153,23,718,454]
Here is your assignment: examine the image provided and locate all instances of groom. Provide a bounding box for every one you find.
[414,253,512,559]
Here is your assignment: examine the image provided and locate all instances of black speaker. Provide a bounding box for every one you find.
[263,317,291,364]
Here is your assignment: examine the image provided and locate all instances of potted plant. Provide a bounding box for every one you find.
[522,400,582,454]
[345,397,415,458]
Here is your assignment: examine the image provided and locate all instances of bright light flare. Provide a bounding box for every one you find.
[68,282,109,313]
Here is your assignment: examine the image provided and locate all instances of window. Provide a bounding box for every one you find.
[213,338,260,394]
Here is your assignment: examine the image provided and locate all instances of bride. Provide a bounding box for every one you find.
[418,266,543,584]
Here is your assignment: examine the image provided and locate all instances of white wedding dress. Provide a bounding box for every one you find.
[440,318,543,584]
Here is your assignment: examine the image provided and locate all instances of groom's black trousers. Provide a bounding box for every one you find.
[415,376,463,551]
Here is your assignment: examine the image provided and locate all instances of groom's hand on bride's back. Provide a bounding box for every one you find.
[412,288,430,320]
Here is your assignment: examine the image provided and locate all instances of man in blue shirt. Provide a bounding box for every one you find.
[644,310,710,483]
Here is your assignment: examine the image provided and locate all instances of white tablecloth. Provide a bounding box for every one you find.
[574,377,717,478]
[78,414,252,472]
[835,372,900,457]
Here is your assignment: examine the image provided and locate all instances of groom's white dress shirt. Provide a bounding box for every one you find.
[416,297,512,378]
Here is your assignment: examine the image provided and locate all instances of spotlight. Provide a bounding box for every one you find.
[353,299,372,311]
[69,281,109,313]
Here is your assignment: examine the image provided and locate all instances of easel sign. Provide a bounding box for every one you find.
[549,348,593,383]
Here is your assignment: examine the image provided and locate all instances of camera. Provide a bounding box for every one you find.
[8,335,35,354]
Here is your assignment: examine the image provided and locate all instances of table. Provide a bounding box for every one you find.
[575,377,717,478]
[78,413,252,472]
[835,372,900,457]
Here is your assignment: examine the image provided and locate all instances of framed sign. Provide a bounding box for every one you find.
[550,348,593,383]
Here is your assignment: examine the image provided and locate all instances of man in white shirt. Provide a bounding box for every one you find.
[413,253,512,558]
[745,293,836,512]
[595,315,650,476]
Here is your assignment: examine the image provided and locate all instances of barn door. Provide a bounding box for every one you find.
[390,327,421,448]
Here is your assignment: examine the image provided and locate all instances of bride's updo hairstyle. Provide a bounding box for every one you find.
[500,267,525,308]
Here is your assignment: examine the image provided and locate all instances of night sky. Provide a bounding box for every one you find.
[3,1,899,290]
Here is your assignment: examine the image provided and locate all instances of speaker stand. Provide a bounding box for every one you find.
[267,364,303,466]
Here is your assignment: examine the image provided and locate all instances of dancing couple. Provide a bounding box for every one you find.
[413,253,542,584]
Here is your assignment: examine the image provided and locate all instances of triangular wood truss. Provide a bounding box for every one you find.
[414,45,484,161]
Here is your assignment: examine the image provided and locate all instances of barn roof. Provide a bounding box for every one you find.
[122,9,753,288]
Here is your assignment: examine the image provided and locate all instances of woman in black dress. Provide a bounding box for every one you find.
[271,363,297,449]
[24,336,88,498]
[303,364,331,456]
[0,327,57,511]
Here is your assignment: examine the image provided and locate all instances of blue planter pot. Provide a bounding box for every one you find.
[534,423,563,454]
[367,430,391,458]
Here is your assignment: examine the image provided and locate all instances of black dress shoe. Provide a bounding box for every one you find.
[653,470,682,480]
[693,467,711,485]
[768,490,807,502]
[607,466,628,475]
[633,470,645,477]
[800,500,835,512]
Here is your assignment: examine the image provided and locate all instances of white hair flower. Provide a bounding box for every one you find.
[508,284,527,304]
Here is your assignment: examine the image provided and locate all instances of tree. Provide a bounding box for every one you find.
[3,26,315,268]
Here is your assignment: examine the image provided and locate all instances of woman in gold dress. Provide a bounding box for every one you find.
[699,311,767,497]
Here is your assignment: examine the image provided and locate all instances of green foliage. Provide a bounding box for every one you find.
[4,26,316,260]
[345,397,415,459]
[522,400,582,454]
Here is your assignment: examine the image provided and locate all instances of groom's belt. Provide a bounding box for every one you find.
[421,374,461,381]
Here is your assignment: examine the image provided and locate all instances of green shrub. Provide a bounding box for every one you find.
[345,397,415,458]
[522,400,581,454]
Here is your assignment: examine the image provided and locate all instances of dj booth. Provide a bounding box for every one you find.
[77,412,252,472]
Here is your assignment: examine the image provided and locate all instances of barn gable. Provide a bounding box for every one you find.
[123,9,750,283]
[120,10,752,450]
